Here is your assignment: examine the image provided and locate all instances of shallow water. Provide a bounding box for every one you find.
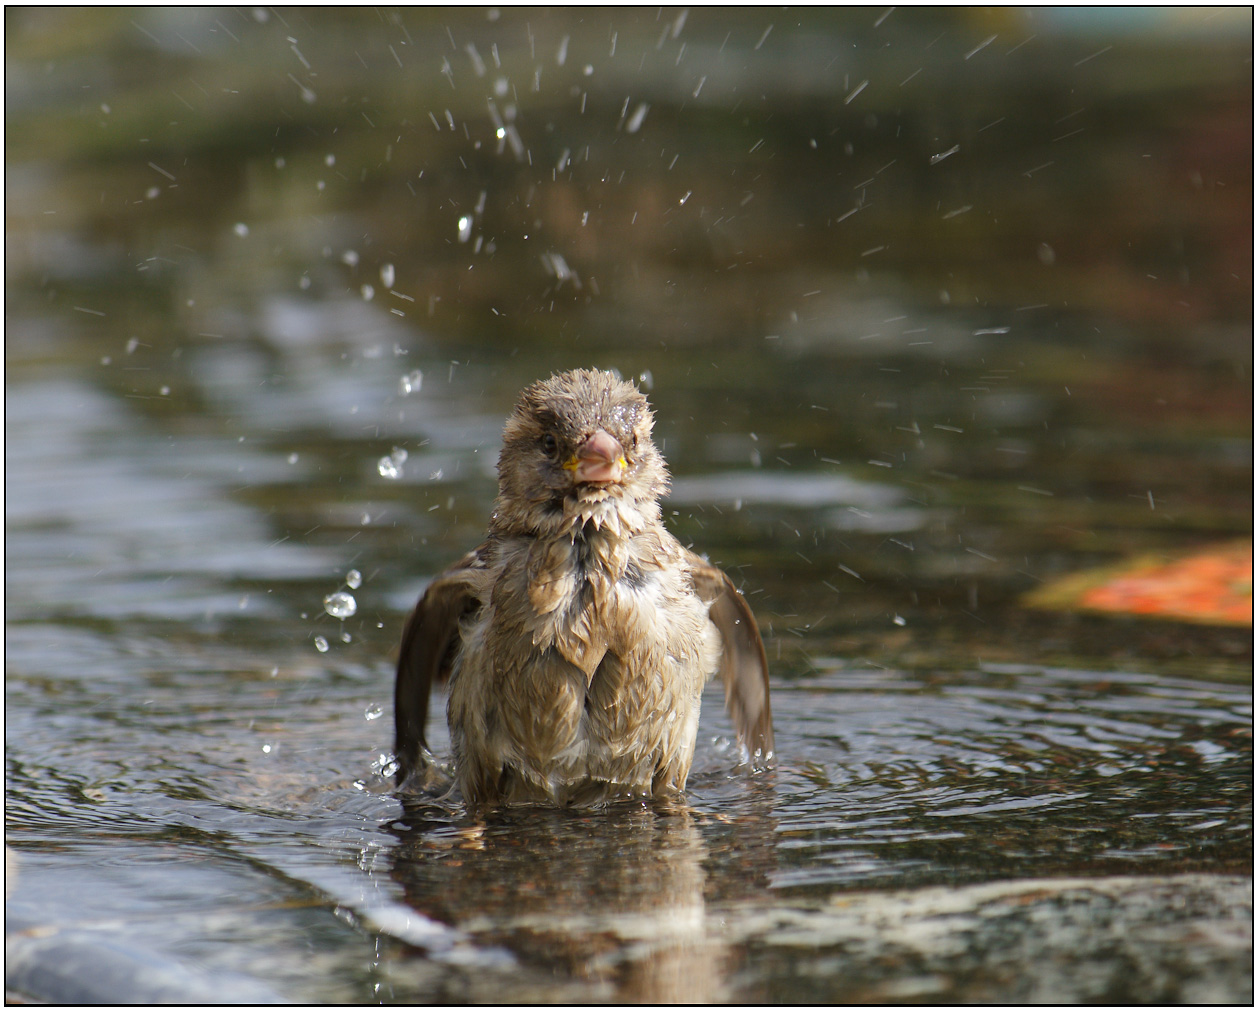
[5,7,1252,1004]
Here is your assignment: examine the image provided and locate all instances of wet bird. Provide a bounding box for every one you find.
[394,368,773,806]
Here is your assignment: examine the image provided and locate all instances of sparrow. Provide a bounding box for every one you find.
[394,368,773,807]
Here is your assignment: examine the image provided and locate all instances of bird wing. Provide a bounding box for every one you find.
[394,547,485,784]
[687,555,775,762]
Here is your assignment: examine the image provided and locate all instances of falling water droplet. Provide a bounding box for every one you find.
[399,369,423,395]
[625,102,649,134]
[324,591,357,619]
[345,569,362,589]
[364,703,383,721]
[378,445,408,480]
[381,263,395,288]
[314,635,329,653]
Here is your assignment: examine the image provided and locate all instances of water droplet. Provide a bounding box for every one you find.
[371,753,399,778]
[269,666,279,677]
[340,630,352,643]
[625,102,649,134]
[380,263,395,288]
[325,153,336,166]
[341,249,359,267]
[262,743,272,753]
[361,284,375,301]
[399,369,423,395]
[345,569,362,589]
[233,222,249,237]
[360,512,371,525]
[314,635,329,653]
[324,591,357,619]
[288,452,299,465]
[364,703,383,721]
[893,614,907,627]
[379,446,408,479]
[457,215,473,242]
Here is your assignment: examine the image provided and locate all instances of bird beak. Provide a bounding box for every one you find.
[565,429,626,485]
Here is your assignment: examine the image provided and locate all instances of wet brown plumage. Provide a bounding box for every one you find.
[394,368,773,806]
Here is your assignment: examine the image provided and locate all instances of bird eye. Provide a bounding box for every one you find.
[541,433,559,457]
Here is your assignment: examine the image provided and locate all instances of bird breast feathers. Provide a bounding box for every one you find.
[512,529,700,682]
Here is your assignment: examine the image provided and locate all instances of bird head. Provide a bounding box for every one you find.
[493,369,669,535]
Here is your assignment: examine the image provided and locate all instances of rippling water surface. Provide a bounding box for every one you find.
[5,7,1252,1004]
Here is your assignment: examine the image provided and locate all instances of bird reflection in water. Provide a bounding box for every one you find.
[387,793,777,1003]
